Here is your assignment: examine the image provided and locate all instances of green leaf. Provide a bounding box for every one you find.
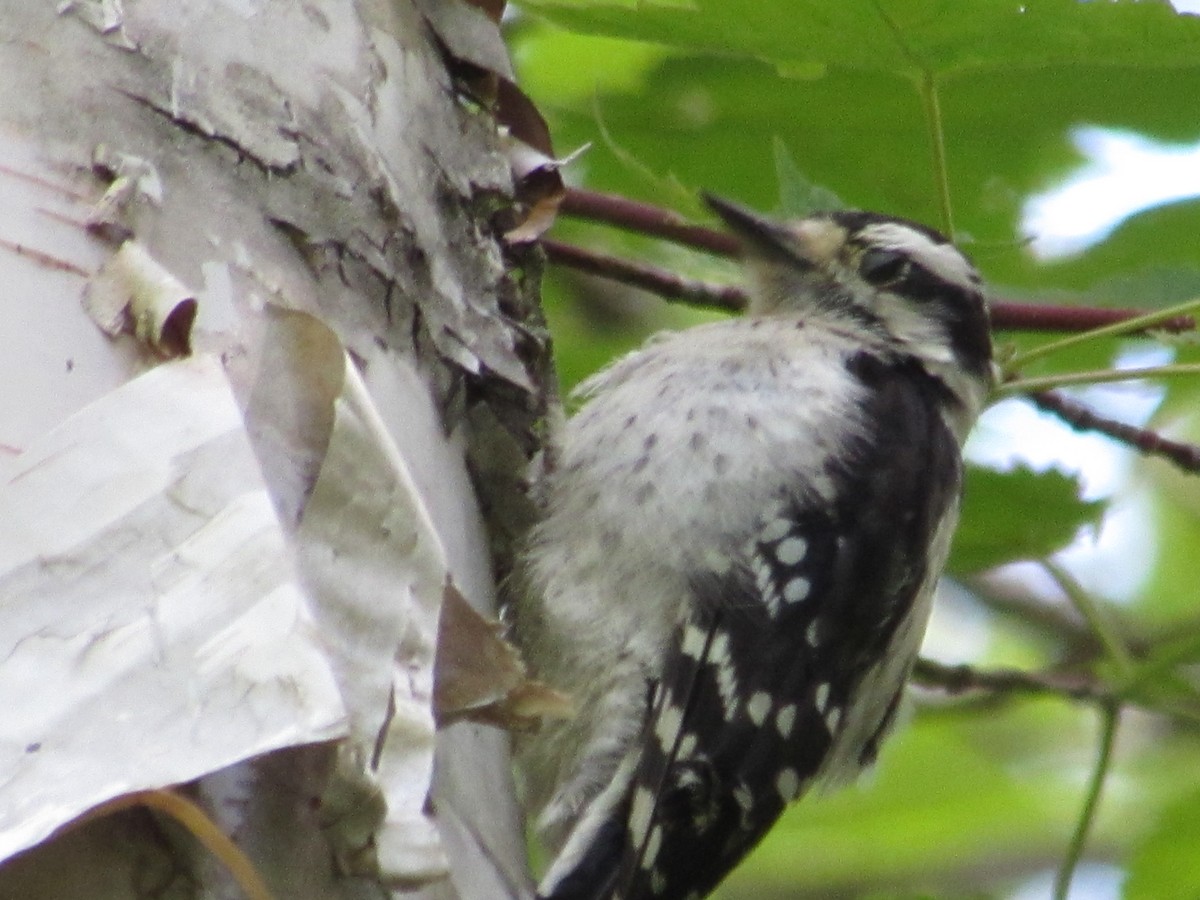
[1125,785,1200,900]
[505,23,671,106]
[716,703,1091,896]
[1132,397,1200,622]
[516,0,1200,77]
[949,464,1105,574]
[772,137,844,216]
[512,11,1200,294]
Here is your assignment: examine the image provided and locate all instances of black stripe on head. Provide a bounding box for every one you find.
[890,261,993,378]
[834,212,993,381]
[829,210,954,249]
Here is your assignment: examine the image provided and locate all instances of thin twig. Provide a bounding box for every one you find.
[541,239,746,313]
[997,363,1200,396]
[918,70,955,238]
[544,233,1192,334]
[913,658,1116,704]
[554,189,1196,334]
[1043,561,1136,677]
[970,575,1200,720]
[1123,622,1200,694]
[1053,704,1120,900]
[993,302,1194,334]
[560,187,738,256]
[1031,391,1200,475]
[54,789,276,900]
[1003,295,1200,373]
[970,575,1100,656]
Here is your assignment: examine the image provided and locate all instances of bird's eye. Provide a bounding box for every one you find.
[859,248,909,286]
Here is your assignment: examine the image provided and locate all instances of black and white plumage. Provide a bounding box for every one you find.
[514,196,994,900]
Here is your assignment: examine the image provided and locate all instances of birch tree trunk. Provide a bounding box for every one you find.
[0,1,549,898]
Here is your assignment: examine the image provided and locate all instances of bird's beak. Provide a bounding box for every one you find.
[702,193,809,267]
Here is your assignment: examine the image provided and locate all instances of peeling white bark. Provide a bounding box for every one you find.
[0,1,545,897]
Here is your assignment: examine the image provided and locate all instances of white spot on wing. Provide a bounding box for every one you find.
[825,706,842,733]
[776,703,796,738]
[709,630,730,666]
[746,691,771,725]
[733,783,754,812]
[754,559,773,587]
[783,576,810,603]
[808,472,836,499]
[655,702,684,749]
[681,623,708,659]
[729,787,748,816]
[629,786,655,845]
[708,631,739,715]
[815,682,830,713]
[732,782,755,828]
[775,536,808,565]
[806,620,822,647]
[776,768,801,802]
[677,732,698,758]
[755,561,780,615]
[644,824,663,867]
[716,659,739,716]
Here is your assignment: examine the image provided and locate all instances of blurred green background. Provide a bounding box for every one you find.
[507,2,1200,897]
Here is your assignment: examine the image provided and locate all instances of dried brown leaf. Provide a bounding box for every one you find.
[434,581,572,729]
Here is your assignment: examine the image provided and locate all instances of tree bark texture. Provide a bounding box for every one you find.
[0,1,550,898]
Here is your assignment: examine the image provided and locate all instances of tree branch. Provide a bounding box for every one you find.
[913,657,1116,705]
[1053,704,1120,900]
[1030,390,1200,475]
[552,189,1195,334]
[541,239,745,313]
[560,187,737,256]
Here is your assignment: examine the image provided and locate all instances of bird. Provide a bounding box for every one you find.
[512,194,994,900]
